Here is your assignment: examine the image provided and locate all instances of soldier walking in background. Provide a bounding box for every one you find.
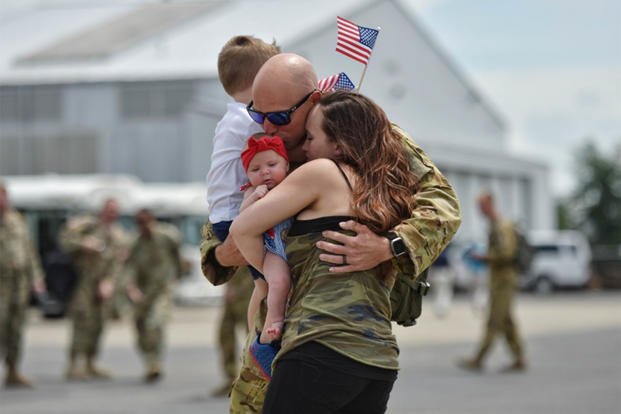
[125,209,183,382]
[60,198,129,380]
[458,191,527,372]
[0,181,46,388]
[211,268,253,397]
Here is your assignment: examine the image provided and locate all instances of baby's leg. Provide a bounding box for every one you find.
[261,252,291,343]
[248,279,268,332]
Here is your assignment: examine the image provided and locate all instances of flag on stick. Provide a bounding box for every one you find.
[318,72,356,92]
[336,16,379,65]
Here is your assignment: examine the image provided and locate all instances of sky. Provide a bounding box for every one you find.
[403,0,621,197]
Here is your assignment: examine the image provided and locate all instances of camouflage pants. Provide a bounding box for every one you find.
[218,293,249,381]
[475,279,524,361]
[134,296,170,364]
[69,293,107,358]
[229,329,270,414]
[0,272,29,364]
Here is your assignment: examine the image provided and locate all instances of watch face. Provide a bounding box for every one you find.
[391,237,406,256]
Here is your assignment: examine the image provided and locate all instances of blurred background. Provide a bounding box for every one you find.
[0,1,620,412]
[1,0,619,302]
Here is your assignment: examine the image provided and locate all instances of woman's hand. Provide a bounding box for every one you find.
[316,220,394,273]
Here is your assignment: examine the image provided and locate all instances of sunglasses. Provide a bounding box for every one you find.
[246,90,315,126]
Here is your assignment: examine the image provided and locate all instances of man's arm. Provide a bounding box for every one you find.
[318,126,461,277]
[199,221,246,286]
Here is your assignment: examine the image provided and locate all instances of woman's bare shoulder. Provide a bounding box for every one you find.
[290,158,339,177]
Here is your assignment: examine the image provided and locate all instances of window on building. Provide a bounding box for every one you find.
[120,80,195,119]
[0,85,62,122]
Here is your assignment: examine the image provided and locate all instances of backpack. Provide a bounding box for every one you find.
[390,268,430,327]
[514,226,534,274]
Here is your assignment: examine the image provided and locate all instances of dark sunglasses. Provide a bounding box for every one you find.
[246,90,315,126]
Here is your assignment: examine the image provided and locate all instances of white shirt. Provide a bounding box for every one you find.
[206,101,263,222]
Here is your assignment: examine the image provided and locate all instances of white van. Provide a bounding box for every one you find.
[523,230,592,294]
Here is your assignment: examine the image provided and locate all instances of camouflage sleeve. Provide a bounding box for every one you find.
[392,126,462,278]
[199,221,236,286]
[487,221,517,265]
[26,237,44,286]
[58,216,94,254]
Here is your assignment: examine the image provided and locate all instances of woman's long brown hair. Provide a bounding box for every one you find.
[318,91,418,234]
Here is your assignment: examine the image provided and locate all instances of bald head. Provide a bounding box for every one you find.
[253,53,317,96]
[251,54,320,161]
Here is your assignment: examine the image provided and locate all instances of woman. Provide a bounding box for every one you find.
[230,91,418,413]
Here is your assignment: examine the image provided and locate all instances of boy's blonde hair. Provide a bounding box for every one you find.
[218,35,281,96]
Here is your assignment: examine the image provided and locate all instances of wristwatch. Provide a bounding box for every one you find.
[387,232,407,257]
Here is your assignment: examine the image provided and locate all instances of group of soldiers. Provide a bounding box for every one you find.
[0,181,184,388]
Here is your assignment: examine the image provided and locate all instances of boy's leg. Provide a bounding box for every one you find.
[261,253,290,343]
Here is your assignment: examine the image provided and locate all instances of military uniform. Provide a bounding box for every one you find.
[0,209,44,387]
[200,127,461,413]
[461,218,526,370]
[212,266,254,396]
[59,215,129,379]
[125,221,182,381]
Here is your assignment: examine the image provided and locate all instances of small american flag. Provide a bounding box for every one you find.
[317,72,356,92]
[336,16,379,65]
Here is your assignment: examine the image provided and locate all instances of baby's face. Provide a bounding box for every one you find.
[246,150,289,189]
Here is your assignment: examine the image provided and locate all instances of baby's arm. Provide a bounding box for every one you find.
[239,184,269,212]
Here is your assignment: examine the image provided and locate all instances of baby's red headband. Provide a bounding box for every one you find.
[241,135,288,171]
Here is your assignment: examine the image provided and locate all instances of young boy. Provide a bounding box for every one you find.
[239,134,292,344]
[206,35,280,395]
[207,35,281,243]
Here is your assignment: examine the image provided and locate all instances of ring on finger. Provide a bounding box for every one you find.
[341,254,348,266]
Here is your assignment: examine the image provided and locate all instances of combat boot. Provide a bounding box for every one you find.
[500,358,527,373]
[4,362,33,388]
[65,356,88,381]
[144,360,162,383]
[85,357,111,380]
[457,357,483,372]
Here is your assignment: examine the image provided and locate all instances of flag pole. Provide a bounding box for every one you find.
[356,26,380,93]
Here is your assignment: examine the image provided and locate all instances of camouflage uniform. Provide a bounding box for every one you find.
[59,215,129,378]
[470,218,526,366]
[199,129,461,413]
[0,209,44,386]
[213,266,253,396]
[125,221,182,380]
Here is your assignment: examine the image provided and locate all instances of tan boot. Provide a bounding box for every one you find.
[4,362,33,388]
[144,360,162,383]
[85,357,111,380]
[500,358,527,373]
[457,357,483,372]
[65,355,88,381]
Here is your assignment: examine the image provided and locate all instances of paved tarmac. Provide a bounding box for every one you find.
[1,290,620,414]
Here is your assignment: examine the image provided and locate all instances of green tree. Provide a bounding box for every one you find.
[571,140,621,244]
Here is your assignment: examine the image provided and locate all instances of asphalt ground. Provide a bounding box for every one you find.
[1,290,620,414]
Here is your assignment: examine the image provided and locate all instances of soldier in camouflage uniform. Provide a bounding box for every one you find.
[0,181,46,388]
[458,191,527,372]
[211,267,253,397]
[125,209,183,382]
[200,54,461,413]
[59,198,129,380]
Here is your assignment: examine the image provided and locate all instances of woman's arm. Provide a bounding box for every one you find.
[230,159,330,271]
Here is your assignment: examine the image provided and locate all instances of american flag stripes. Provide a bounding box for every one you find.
[317,72,356,92]
[335,16,379,65]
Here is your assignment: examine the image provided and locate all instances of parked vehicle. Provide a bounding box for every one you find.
[522,230,592,294]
